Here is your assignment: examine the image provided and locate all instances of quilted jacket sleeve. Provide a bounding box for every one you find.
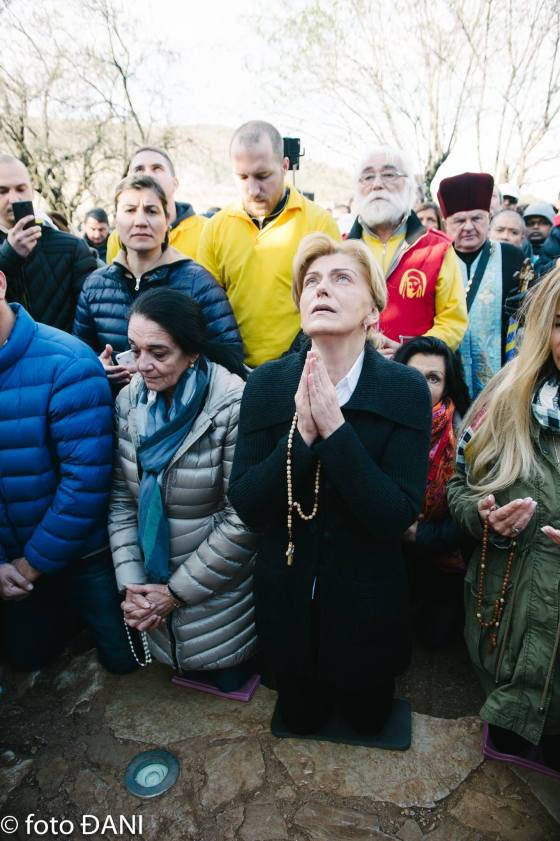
[188,263,242,353]
[167,394,258,605]
[23,354,113,573]
[73,278,100,351]
[0,494,12,563]
[108,460,145,592]
[108,391,145,591]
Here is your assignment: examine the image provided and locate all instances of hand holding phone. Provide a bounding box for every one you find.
[115,349,138,371]
[98,344,133,385]
[12,200,36,229]
[8,200,41,258]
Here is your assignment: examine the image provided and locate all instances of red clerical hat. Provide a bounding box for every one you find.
[437,172,494,218]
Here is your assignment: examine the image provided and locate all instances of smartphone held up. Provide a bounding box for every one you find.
[12,200,36,230]
[115,349,138,372]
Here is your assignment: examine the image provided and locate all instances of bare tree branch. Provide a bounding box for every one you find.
[0,0,178,217]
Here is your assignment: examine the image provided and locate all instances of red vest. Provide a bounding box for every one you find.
[379,229,451,342]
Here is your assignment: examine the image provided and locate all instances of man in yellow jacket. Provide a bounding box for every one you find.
[106,146,206,263]
[197,121,340,367]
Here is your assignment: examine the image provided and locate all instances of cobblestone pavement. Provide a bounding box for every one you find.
[1,639,559,841]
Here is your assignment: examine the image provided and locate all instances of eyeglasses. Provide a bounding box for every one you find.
[358,170,406,188]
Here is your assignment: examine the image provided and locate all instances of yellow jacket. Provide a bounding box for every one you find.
[197,189,340,367]
[106,203,206,264]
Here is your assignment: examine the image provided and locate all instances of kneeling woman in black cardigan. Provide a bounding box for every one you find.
[229,233,432,736]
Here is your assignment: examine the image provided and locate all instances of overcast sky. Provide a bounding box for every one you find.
[7,0,557,201]
[129,0,557,201]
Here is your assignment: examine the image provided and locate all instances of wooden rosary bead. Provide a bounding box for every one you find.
[475,518,516,652]
[285,411,321,566]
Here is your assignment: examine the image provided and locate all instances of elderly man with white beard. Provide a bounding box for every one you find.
[348,147,467,358]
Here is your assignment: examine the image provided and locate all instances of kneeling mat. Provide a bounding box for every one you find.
[482,723,560,781]
[271,697,411,750]
[172,673,260,703]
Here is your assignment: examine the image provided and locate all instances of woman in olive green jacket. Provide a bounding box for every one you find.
[447,270,560,774]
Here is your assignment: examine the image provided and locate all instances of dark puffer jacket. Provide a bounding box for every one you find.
[73,255,242,355]
[535,225,560,277]
[0,305,113,572]
[0,224,97,332]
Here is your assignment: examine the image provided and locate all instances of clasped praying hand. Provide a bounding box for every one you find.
[122,583,178,632]
[295,350,345,446]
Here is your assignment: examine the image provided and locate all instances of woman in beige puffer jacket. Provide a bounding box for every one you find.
[108,289,258,682]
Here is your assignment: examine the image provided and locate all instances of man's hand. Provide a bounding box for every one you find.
[403,520,419,543]
[13,555,41,583]
[7,217,41,258]
[379,335,400,360]
[0,563,34,600]
[98,344,132,385]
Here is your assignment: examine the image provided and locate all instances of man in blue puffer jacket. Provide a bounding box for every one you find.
[0,272,135,673]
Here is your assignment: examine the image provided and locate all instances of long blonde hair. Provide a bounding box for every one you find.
[463,268,560,495]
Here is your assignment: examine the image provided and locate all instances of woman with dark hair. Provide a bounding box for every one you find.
[73,175,241,388]
[394,336,471,647]
[229,233,431,737]
[108,288,257,689]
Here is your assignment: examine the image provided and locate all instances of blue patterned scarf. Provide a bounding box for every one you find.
[136,357,211,583]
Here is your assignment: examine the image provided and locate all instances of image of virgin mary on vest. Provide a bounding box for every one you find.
[347,145,467,359]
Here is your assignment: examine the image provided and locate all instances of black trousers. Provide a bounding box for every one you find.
[0,548,136,674]
[273,584,395,736]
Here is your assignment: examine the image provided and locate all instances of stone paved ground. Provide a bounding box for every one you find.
[1,639,559,841]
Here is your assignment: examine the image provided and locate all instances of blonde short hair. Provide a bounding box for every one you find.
[292,233,387,313]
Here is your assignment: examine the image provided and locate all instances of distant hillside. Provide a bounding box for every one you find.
[166,124,355,213]
[23,121,356,224]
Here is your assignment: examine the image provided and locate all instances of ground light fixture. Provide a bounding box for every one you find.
[124,749,180,798]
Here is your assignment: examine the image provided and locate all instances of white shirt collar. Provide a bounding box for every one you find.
[335,349,365,406]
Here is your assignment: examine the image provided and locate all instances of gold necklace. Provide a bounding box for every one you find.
[285,412,321,566]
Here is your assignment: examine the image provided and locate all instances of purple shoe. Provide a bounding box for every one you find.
[482,723,560,781]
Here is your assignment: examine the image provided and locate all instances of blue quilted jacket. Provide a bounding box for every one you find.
[0,305,113,572]
[73,255,242,355]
